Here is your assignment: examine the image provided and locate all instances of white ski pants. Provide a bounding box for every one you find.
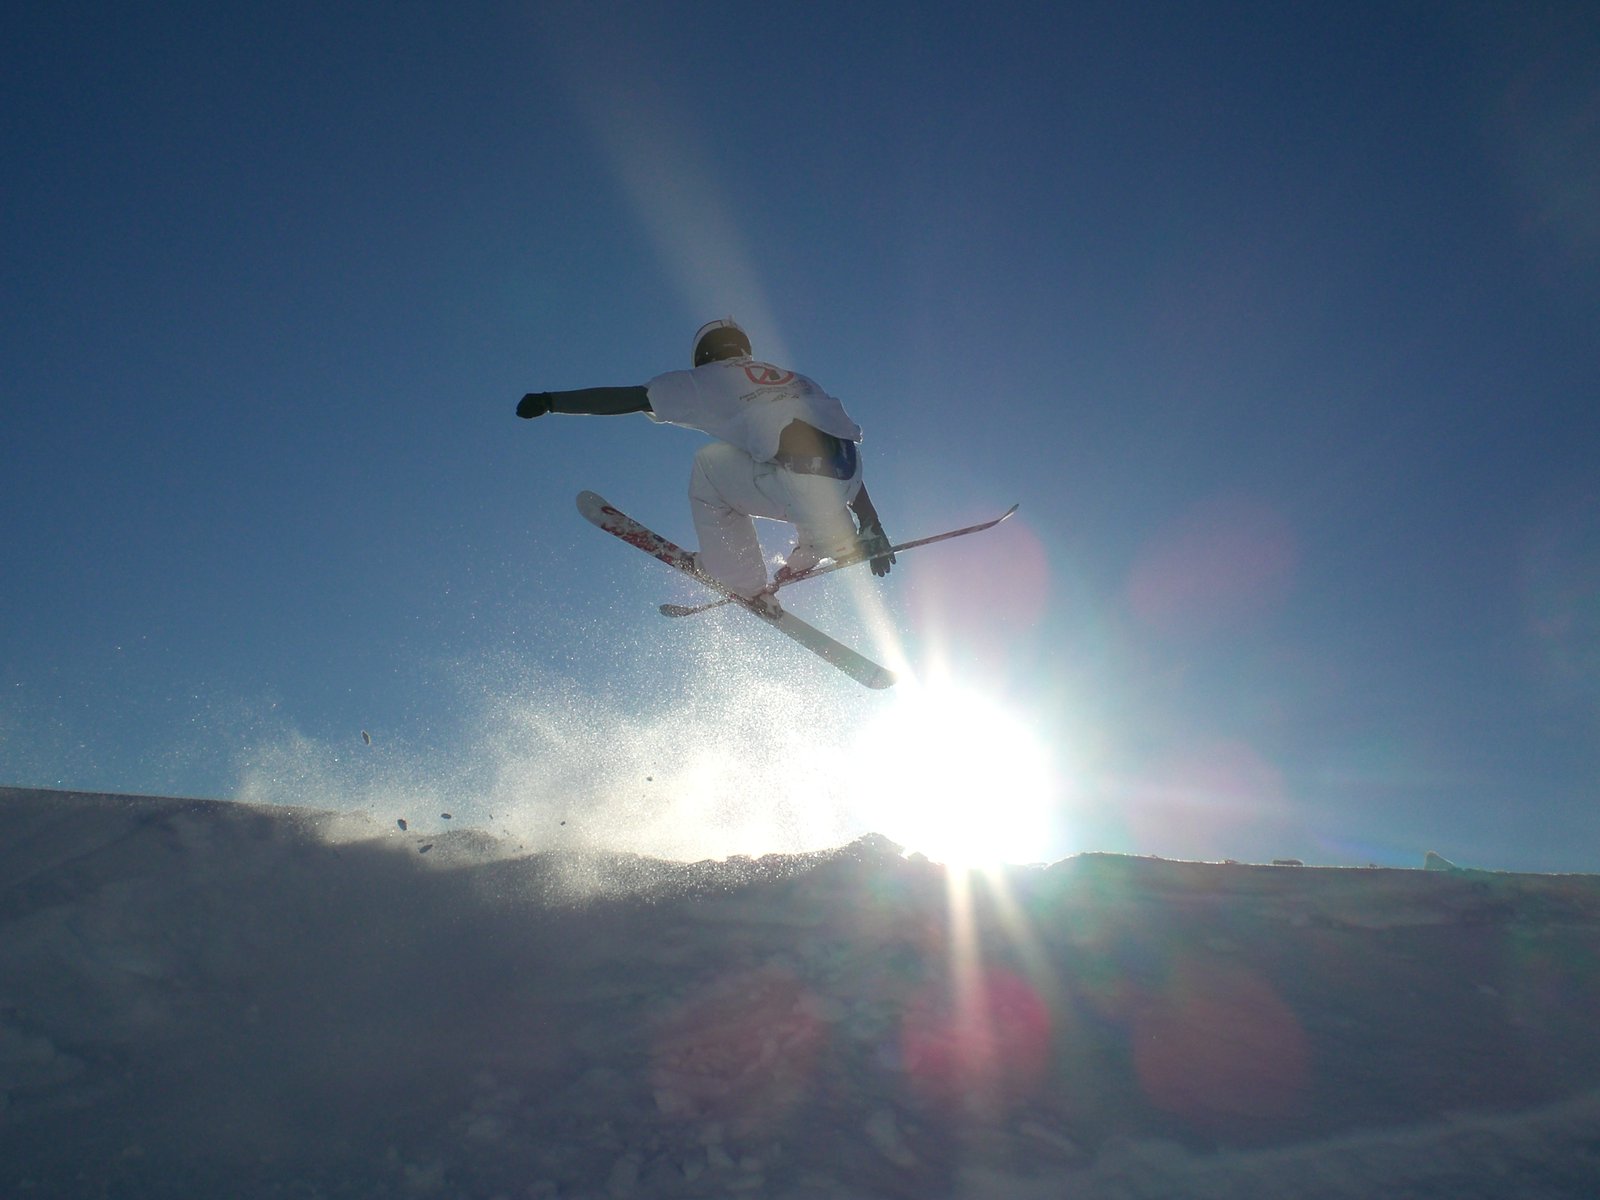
[687,441,861,595]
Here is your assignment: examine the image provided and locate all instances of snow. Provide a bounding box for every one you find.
[3,786,1600,1198]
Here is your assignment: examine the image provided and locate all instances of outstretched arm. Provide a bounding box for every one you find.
[517,386,652,418]
[848,484,895,577]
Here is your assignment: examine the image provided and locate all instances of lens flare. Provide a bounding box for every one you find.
[846,679,1060,867]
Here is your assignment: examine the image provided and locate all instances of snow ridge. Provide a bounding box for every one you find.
[4,787,1600,1197]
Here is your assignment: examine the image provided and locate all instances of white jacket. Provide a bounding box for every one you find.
[645,357,862,463]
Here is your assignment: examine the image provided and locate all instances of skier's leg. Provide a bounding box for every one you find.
[762,462,864,575]
[687,443,785,596]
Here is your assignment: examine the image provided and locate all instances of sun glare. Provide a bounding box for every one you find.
[848,680,1060,868]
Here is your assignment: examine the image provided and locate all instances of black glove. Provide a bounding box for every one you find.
[517,392,554,419]
[859,522,895,577]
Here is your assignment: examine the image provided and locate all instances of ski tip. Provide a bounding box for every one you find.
[576,490,621,529]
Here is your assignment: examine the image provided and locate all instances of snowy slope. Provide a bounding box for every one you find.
[3,786,1599,1198]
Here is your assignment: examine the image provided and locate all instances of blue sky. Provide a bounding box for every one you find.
[4,2,1598,870]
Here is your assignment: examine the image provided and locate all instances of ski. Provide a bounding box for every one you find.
[576,491,895,689]
[659,503,1020,618]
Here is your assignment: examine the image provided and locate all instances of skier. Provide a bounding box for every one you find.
[518,317,894,601]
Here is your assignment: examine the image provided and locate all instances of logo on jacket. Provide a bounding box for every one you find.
[743,363,796,387]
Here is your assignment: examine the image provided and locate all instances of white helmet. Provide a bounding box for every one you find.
[691,317,752,367]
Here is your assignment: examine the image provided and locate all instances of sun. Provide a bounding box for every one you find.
[847,679,1060,868]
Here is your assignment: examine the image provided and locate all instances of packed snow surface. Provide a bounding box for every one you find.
[3,787,1600,1198]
